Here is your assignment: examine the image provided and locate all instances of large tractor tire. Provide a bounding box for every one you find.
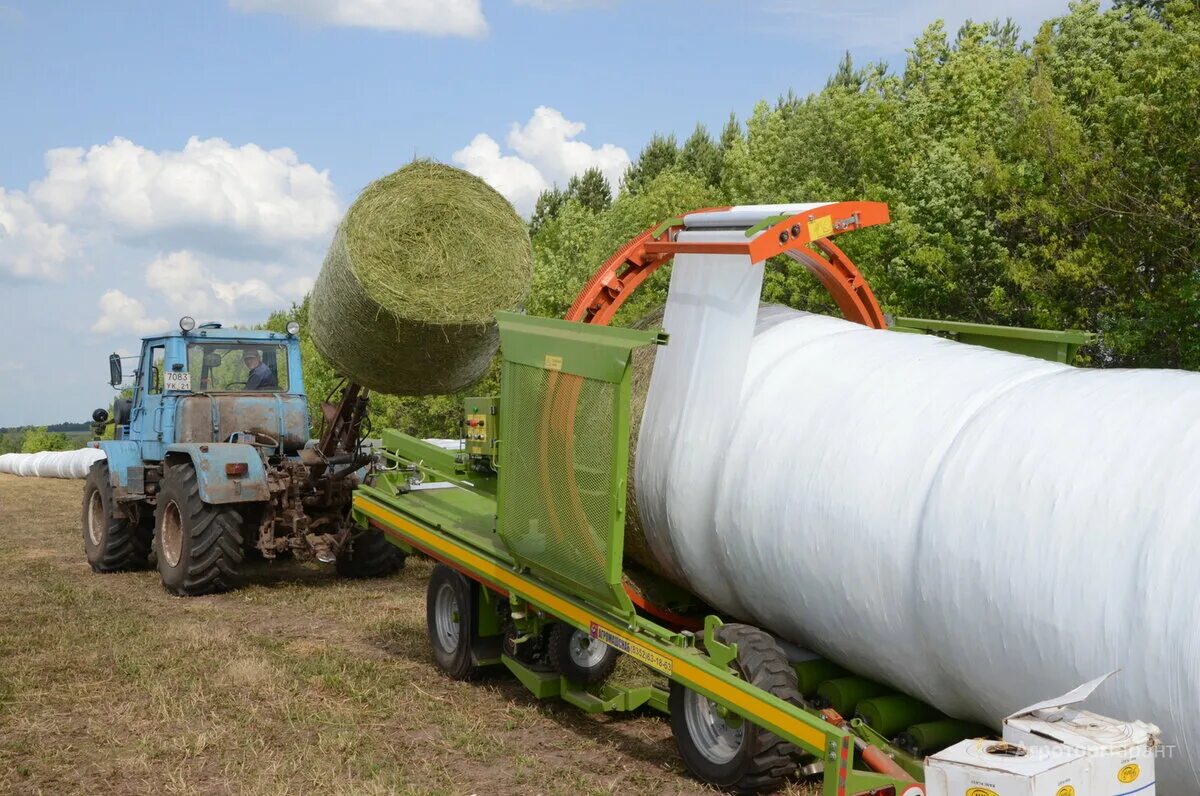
[154,463,244,596]
[336,526,406,579]
[670,623,801,793]
[82,461,152,572]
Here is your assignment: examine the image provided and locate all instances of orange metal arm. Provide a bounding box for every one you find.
[566,201,889,330]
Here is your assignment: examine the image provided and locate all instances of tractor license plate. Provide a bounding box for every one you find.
[164,372,192,392]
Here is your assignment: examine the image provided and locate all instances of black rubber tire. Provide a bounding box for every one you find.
[670,623,801,794]
[426,564,479,680]
[336,527,406,579]
[82,461,152,572]
[154,464,245,596]
[547,623,619,685]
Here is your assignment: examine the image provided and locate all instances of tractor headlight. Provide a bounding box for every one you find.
[180,316,196,332]
[286,321,300,336]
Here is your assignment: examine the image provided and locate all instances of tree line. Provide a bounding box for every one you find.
[273,0,1196,438]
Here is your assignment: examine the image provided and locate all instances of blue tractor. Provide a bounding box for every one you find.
[84,315,403,596]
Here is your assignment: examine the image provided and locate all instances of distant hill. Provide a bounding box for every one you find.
[0,421,90,434]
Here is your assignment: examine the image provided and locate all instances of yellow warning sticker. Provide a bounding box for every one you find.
[807,215,834,240]
[966,789,998,796]
[590,622,673,675]
[544,354,563,371]
[1118,764,1140,783]
[1056,786,1076,796]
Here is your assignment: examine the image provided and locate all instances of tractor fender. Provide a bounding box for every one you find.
[163,443,270,504]
[91,440,143,490]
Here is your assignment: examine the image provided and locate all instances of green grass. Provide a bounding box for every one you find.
[0,474,821,795]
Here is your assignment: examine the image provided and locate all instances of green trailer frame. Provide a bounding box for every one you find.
[353,312,923,796]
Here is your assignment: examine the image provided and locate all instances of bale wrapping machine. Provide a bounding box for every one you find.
[352,203,1141,795]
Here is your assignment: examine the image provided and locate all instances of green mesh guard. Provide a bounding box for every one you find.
[494,312,662,616]
[499,364,625,609]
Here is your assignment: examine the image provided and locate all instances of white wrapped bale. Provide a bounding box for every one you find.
[0,448,105,479]
[636,240,1200,793]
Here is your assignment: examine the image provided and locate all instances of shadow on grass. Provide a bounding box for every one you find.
[368,615,679,773]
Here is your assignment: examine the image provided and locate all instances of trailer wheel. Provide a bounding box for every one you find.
[82,461,152,572]
[155,463,244,596]
[426,564,479,680]
[336,527,406,579]
[548,623,618,685]
[670,624,800,794]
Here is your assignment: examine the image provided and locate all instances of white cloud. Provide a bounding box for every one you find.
[0,188,76,280]
[30,136,340,258]
[513,0,613,8]
[144,250,311,320]
[453,106,630,216]
[230,0,488,37]
[452,133,549,218]
[92,290,169,335]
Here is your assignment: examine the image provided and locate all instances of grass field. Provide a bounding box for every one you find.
[0,474,818,795]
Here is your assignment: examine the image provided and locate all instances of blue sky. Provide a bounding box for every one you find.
[0,0,1076,427]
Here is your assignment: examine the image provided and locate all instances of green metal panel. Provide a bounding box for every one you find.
[495,311,667,381]
[495,313,663,618]
[891,316,1093,364]
[381,428,463,477]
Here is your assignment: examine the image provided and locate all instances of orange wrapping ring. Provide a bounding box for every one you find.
[550,203,891,630]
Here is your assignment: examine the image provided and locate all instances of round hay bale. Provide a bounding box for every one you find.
[310,161,533,395]
[624,304,667,579]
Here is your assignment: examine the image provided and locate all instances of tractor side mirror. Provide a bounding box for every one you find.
[108,353,122,387]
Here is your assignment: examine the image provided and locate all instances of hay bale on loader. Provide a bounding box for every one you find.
[310,161,533,395]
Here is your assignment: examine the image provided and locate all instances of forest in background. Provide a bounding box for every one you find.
[263,0,1198,439]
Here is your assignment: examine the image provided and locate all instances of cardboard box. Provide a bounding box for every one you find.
[1003,673,1159,796]
[925,738,1089,796]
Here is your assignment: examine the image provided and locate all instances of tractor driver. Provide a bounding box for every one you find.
[242,350,278,391]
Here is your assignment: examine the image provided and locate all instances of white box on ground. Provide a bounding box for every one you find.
[925,738,1089,796]
[1003,672,1159,796]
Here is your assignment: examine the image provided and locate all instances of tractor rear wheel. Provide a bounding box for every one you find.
[670,623,800,793]
[336,526,406,579]
[82,461,152,572]
[154,463,244,596]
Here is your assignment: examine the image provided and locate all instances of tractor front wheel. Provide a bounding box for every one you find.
[155,463,244,596]
[336,526,406,579]
[82,461,152,572]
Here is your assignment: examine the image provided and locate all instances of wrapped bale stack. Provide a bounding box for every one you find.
[310,161,533,395]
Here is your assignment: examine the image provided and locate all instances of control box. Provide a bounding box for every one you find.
[463,396,498,459]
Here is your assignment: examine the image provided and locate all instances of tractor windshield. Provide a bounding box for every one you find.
[186,343,290,392]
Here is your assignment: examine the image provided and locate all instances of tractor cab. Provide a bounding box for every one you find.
[104,317,308,462]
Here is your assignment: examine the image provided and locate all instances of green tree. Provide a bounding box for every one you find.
[621,134,678,195]
[566,167,613,214]
[20,427,72,453]
[678,124,723,188]
[529,186,567,236]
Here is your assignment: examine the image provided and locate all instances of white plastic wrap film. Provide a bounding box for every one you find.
[635,232,764,614]
[638,295,1200,792]
[0,448,105,479]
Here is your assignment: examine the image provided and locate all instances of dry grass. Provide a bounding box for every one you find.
[0,474,819,795]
